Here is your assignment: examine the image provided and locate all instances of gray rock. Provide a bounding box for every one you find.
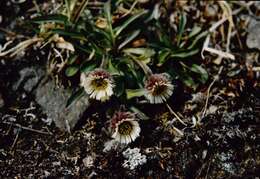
[13,66,45,92]
[35,80,89,131]
[246,19,260,50]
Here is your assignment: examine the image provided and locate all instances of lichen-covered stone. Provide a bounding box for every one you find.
[35,80,89,131]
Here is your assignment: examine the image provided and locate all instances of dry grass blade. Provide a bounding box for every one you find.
[201,66,223,118]
[218,1,234,52]
[201,2,240,60]
[71,0,89,23]
[1,121,52,135]
[0,37,43,57]
[166,103,187,126]
[203,47,235,60]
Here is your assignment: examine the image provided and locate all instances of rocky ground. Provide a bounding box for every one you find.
[0,0,260,178]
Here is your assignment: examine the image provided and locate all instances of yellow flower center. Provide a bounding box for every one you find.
[91,78,108,90]
[152,84,167,96]
[118,121,133,135]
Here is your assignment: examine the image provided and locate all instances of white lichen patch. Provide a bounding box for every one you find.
[122,148,147,170]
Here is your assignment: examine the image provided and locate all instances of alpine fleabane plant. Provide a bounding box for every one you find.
[145,73,174,104]
[110,111,141,144]
[80,68,114,101]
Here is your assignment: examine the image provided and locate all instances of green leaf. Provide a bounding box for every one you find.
[188,26,202,39]
[80,62,97,73]
[104,1,115,43]
[104,1,112,27]
[157,49,200,66]
[190,64,208,83]
[114,10,147,37]
[51,29,87,40]
[73,44,92,54]
[155,21,171,47]
[118,29,141,50]
[188,31,208,50]
[126,89,145,99]
[68,54,78,65]
[93,27,112,44]
[157,49,171,66]
[170,48,200,58]
[181,75,198,90]
[114,76,125,97]
[107,59,120,75]
[65,65,79,77]
[123,48,155,57]
[66,87,85,108]
[31,14,68,24]
[177,13,187,46]
[65,0,71,19]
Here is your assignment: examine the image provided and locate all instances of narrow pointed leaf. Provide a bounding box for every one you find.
[157,49,171,66]
[118,29,141,50]
[115,10,147,37]
[126,89,146,99]
[188,26,202,38]
[190,64,208,83]
[188,31,208,49]
[170,48,199,58]
[66,87,85,108]
[65,65,79,77]
[31,14,68,24]
[177,13,187,46]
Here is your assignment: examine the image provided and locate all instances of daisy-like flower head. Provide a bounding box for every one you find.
[145,73,174,104]
[80,68,114,101]
[110,111,141,144]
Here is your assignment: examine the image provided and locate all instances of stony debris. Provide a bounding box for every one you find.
[214,151,237,176]
[35,79,89,131]
[246,18,260,50]
[103,139,120,153]
[83,155,95,168]
[12,66,45,93]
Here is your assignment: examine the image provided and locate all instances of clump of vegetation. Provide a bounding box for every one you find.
[9,0,209,143]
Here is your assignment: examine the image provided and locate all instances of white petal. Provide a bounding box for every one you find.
[121,135,126,144]
[90,91,98,99]
[125,135,131,144]
[85,87,94,94]
[115,134,121,142]
[146,94,154,103]
[154,96,159,103]
[106,86,113,96]
[96,91,103,100]
[100,90,106,98]
[129,120,137,126]
[131,125,140,140]
[100,95,109,101]
[80,74,86,86]
[126,121,140,142]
